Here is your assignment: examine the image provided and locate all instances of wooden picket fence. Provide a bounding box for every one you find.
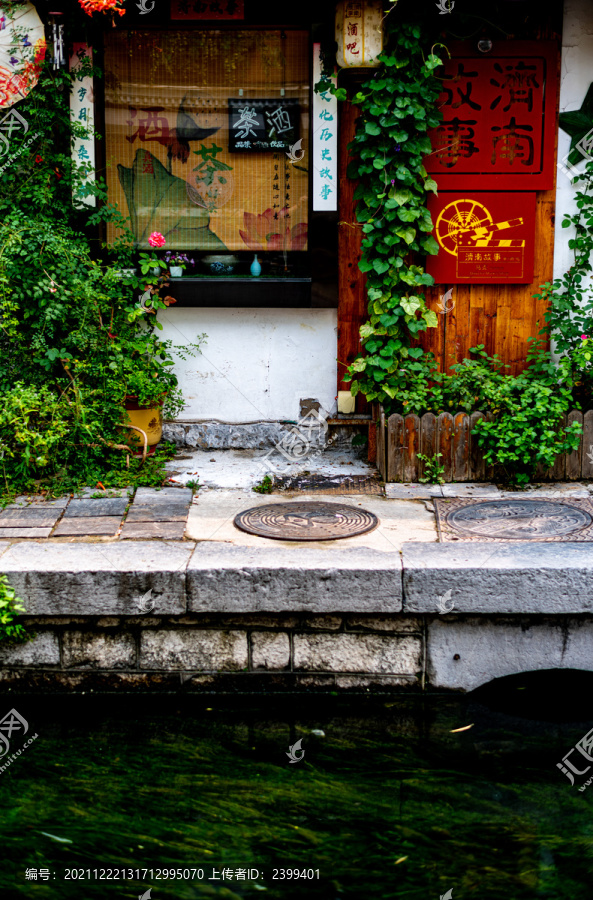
[373,404,593,483]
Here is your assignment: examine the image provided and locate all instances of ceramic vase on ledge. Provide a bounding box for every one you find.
[170,266,183,277]
[250,254,261,277]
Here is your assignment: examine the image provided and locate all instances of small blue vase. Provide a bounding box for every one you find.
[250,254,261,277]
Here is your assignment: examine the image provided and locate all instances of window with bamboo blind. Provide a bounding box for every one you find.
[103,29,309,254]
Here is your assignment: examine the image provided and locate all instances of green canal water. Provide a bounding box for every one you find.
[1,672,592,900]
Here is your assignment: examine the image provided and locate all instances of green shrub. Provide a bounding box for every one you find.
[0,575,32,645]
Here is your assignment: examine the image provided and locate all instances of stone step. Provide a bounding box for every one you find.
[2,539,593,617]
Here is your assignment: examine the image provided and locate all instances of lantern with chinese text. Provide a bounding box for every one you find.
[335,1,383,69]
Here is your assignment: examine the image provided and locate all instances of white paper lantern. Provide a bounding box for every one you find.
[335,1,383,69]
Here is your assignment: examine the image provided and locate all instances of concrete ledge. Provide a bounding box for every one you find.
[427,616,593,691]
[0,541,193,614]
[402,542,593,614]
[187,544,403,613]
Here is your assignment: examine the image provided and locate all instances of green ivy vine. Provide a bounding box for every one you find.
[0,574,32,644]
[318,22,444,405]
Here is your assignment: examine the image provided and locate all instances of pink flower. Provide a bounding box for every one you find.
[148,232,166,248]
[239,209,276,251]
[239,208,307,252]
[581,335,588,340]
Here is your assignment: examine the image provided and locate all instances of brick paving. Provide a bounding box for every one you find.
[0,487,193,539]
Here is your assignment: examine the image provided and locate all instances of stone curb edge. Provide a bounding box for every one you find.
[2,540,593,616]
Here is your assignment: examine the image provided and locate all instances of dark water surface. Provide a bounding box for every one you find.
[1,673,592,899]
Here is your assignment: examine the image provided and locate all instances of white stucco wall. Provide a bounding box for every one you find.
[159,307,338,423]
[554,0,593,280]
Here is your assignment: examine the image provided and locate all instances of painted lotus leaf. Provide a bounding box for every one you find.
[118,149,227,250]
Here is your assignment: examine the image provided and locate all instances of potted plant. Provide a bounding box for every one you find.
[117,264,205,451]
[163,251,195,278]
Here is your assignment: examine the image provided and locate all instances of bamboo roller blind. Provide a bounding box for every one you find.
[103,30,310,251]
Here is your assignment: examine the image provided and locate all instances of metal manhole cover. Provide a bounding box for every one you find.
[234,501,379,541]
[435,497,593,542]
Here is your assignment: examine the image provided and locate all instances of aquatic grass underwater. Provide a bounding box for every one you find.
[0,688,592,899]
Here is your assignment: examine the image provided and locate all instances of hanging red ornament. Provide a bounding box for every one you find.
[77,0,126,18]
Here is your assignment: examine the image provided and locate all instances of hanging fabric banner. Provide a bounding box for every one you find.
[69,43,95,207]
[313,43,337,212]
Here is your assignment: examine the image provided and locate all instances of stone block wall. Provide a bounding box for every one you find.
[0,614,423,693]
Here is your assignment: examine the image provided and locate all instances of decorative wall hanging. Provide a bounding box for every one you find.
[313,42,337,211]
[171,0,244,19]
[48,13,65,70]
[103,29,309,251]
[0,1,46,109]
[69,43,95,207]
[227,99,299,153]
[78,0,125,18]
[426,42,558,190]
[426,192,536,284]
[335,1,383,69]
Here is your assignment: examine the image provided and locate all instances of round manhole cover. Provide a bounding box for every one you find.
[234,501,379,541]
[446,499,592,540]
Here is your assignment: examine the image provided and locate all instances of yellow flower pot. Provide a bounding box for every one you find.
[124,397,163,448]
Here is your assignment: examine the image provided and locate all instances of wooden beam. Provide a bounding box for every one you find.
[337,81,368,412]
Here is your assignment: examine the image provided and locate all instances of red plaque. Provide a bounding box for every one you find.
[426,42,558,191]
[170,0,244,20]
[426,192,536,284]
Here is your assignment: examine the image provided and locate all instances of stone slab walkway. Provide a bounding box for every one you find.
[2,479,593,545]
[184,489,436,551]
[0,487,193,540]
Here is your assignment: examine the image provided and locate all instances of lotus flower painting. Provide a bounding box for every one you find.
[240,208,308,253]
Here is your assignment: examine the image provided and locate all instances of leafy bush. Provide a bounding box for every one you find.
[381,346,582,484]
[0,575,32,645]
[0,54,205,498]
[470,373,581,485]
